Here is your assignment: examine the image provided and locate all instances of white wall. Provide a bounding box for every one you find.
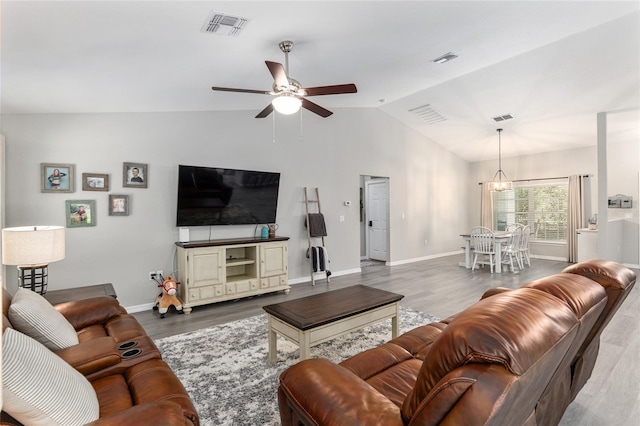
[606,139,639,265]
[0,108,470,307]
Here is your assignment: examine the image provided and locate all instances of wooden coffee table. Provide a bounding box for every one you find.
[262,285,404,364]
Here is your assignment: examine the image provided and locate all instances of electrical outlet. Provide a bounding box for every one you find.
[149,271,164,281]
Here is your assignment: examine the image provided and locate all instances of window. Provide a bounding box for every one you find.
[493,183,568,242]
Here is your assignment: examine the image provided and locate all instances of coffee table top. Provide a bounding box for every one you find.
[262,285,404,330]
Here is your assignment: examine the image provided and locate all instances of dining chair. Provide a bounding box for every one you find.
[505,223,520,232]
[470,226,496,273]
[502,225,523,273]
[519,224,531,267]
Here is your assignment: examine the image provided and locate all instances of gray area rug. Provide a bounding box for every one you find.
[155,307,439,426]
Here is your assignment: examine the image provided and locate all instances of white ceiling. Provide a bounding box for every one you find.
[2,0,639,162]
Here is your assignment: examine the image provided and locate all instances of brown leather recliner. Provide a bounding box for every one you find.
[278,260,635,426]
[480,259,636,425]
[1,288,199,426]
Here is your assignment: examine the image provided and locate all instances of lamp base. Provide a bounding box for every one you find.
[17,264,49,295]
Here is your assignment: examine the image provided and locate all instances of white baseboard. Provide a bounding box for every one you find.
[388,251,462,266]
[126,302,155,313]
[530,254,567,262]
[288,268,362,285]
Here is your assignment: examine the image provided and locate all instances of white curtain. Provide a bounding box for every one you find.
[480,182,493,229]
[567,175,586,262]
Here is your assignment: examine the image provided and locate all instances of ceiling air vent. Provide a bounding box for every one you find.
[492,113,515,122]
[201,12,249,36]
[431,52,458,64]
[409,104,447,125]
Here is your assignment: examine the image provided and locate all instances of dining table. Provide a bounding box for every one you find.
[460,231,512,273]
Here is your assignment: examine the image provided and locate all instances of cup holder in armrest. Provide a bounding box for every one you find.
[117,341,138,350]
[121,348,142,359]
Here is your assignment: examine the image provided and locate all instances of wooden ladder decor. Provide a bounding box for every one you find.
[304,187,331,285]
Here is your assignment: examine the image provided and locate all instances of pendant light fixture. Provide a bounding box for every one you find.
[487,128,513,192]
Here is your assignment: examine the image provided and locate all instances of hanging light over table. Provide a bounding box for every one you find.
[488,128,513,192]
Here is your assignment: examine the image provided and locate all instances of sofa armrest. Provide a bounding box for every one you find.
[54,296,124,330]
[55,336,121,375]
[86,401,195,426]
[481,287,513,300]
[278,358,404,426]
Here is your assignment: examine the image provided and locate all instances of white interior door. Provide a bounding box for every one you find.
[366,179,389,261]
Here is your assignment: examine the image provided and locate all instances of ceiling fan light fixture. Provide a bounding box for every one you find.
[272,94,301,115]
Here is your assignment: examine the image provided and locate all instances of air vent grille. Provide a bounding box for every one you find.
[492,113,515,122]
[202,12,249,36]
[409,104,447,125]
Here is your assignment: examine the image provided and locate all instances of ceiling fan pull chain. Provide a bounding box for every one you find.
[272,111,276,143]
[300,107,304,142]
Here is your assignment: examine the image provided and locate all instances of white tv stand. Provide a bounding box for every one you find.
[175,236,290,314]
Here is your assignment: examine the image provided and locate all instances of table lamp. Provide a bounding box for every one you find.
[2,225,66,294]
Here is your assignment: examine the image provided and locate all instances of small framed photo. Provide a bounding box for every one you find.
[123,162,148,188]
[82,173,109,191]
[65,200,96,228]
[41,163,74,193]
[109,194,130,216]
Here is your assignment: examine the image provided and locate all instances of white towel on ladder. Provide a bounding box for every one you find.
[311,246,329,272]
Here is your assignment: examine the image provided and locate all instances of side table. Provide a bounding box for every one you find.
[44,283,117,305]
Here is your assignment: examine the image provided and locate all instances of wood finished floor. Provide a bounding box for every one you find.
[132,254,639,426]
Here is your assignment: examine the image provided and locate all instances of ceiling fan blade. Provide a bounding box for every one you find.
[255,103,274,118]
[265,61,289,89]
[212,86,272,95]
[301,98,333,118]
[302,84,357,97]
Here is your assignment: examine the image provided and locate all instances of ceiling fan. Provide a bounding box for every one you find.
[212,40,357,118]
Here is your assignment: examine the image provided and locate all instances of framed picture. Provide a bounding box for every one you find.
[109,194,129,216]
[82,173,109,191]
[123,162,148,188]
[41,163,74,193]
[65,200,96,227]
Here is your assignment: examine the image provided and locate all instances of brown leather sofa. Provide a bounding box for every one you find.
[278,259,635,426]
[1,288,199,426]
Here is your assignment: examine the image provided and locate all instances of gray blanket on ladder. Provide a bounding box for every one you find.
[306,213,327,237]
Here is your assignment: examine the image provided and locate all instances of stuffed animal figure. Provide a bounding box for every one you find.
[153,276,184,319]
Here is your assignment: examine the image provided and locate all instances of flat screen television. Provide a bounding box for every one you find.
[176,165,281,226]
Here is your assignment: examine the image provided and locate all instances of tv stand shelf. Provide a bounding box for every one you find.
[226,258,255,266]
[175,237,290,314]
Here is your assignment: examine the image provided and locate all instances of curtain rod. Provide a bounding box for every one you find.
[478,174,591,185]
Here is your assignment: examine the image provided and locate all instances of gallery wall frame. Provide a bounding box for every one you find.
[82,173,109,191]
[65,199,96,227]
[109,194,129,216]
[41,163,74,193]
[123,162,148,188]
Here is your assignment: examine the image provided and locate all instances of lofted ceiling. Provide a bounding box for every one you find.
[1,1,639,162]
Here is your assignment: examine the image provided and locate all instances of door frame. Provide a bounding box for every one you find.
[362,176,390,263]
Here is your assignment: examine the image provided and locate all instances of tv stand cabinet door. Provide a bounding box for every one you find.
[187,247,225,288]
[260,242,288,278]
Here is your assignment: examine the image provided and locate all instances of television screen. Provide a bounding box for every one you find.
[176,165,280,226]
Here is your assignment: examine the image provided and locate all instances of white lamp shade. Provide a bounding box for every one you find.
[272,94,302,115]
[2,226,66,266]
